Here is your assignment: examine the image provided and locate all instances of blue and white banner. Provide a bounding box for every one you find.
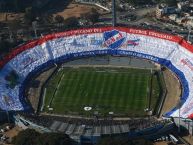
[0,27,193,119]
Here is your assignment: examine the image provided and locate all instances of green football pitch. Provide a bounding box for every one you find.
[43,67,160,117]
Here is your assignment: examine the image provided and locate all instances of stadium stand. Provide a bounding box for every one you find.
[0,26,193,119]
[15,113,171,136]
[13,113,175,144]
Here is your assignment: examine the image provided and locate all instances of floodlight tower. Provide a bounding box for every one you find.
[188,25,192,42]
[112,0,117,27]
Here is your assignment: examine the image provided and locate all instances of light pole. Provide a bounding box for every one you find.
[112,0,116,27]
[32,21,38,39]
[176,101,183,134]
[179,106,180,133]
[4,105,10,123]
[6,110,10,123]
[187,25,192,42]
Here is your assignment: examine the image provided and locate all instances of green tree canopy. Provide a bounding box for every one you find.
[55,15,65,23]
[80,8,100,24]
[37,133,73,145]
[64,17,79,28]
[12,129,40,145]
[12,129,73,145]
[97,137,153,145]
[24,7,35,24]
[155,0,177,6]
[97,137,127,145]
[125,0,153,5]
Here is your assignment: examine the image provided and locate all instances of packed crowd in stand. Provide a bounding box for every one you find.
[0,26,193,119]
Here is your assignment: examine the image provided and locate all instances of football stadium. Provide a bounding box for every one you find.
[0,26,193,144]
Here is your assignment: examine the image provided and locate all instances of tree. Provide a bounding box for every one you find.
[13,0,19,11]
[125,0,154,5]
[37,133,73,145]
[12,129,40,145]
[44,14,54,24]
[81,8,100,24]
[90,8,100,23]
[164,0,177,6]
[97,137,128,145]
[7,20,21,32]
[64,17,79,28]
[97,137,153,145]
[24,7,36,25]
[12,129,73,145]
[0,40,12,54]
[154,0,177,6]
[125,0,136,5]
[55,15,64,23]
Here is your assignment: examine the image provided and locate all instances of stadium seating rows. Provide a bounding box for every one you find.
[0,27,193,118]
[18,113,168,136]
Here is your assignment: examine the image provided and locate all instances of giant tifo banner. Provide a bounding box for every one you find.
[1,26,193,118]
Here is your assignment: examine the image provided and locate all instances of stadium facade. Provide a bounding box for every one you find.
[0,27,193,119]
